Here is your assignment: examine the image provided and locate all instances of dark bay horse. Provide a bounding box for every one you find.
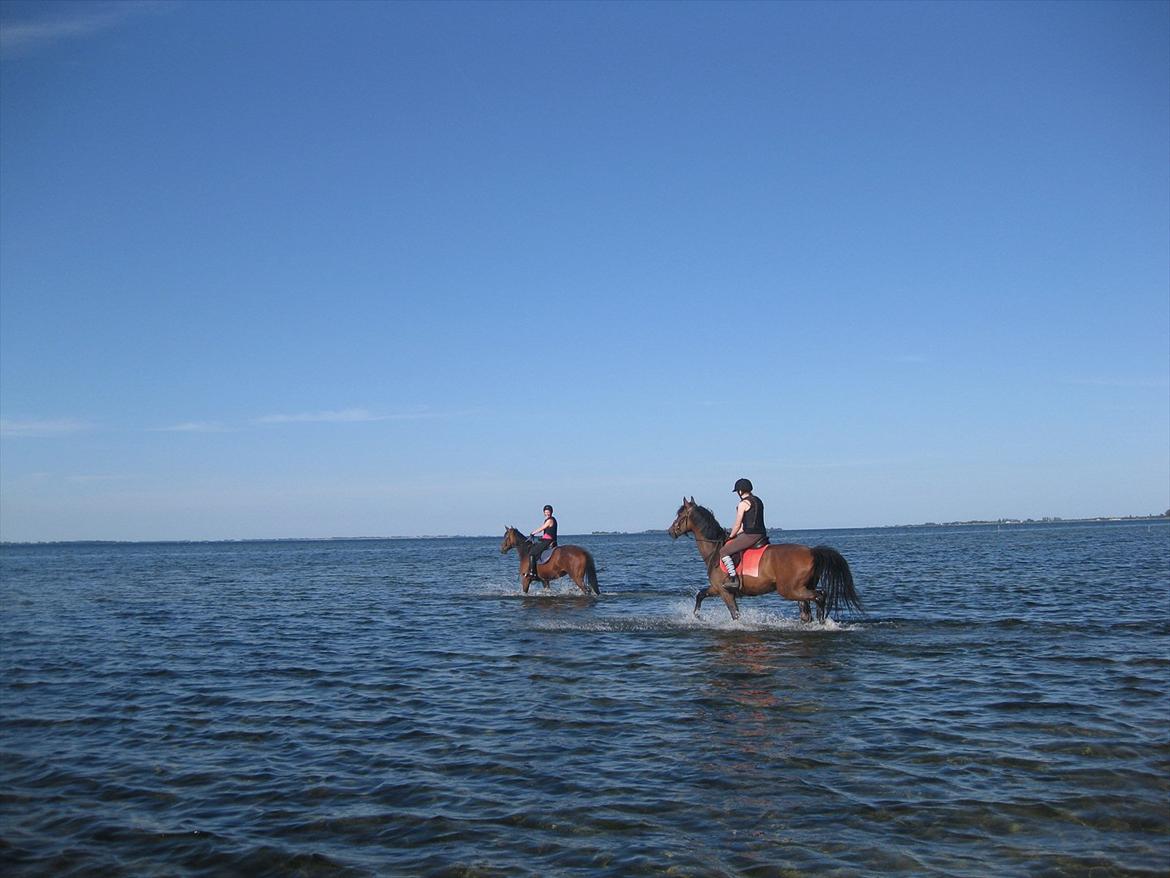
[667,497,862,622]
[500,527,600,595]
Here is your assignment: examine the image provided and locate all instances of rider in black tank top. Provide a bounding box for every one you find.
[741,495,766,535]
[528,505,558,578]
[720,478,769,590]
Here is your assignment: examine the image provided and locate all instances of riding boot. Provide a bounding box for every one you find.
[720,555,740,591]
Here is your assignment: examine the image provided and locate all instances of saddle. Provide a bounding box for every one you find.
[732,536,770,578]
[533,542,557,565]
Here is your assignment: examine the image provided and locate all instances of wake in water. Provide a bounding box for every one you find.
[473,580,861,633]
[528,599,858,633]
[474,579,605,599]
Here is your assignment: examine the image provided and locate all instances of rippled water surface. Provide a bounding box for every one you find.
[2,521,1168,876]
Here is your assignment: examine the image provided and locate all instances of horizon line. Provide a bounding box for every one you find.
[3,514,1167,546]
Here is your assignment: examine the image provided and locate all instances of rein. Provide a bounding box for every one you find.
[682,509,728,580]
[511,529,535,554]
[508,528,547,558]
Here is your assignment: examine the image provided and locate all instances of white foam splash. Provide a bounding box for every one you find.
[666,599,855,632]
[474,580,861,632]
[525,599,858,633]
[475,580,603,599]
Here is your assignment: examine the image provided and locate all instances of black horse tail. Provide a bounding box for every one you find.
[812,546,863,618]
[585,552,600,595]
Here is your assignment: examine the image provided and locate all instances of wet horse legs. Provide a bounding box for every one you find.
[693,585,740,620]
[798,596,828,623]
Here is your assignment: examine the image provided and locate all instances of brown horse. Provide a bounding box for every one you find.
[500,527,600,595]
[667,497,862,622]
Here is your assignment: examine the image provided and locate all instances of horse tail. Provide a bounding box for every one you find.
[584,551,600,594]
[812,546,863,617]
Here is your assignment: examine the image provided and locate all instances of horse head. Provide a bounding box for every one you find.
[668,497,697,539]
[500,526,521,554]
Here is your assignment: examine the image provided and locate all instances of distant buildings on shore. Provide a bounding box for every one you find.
[890,513,1170,528]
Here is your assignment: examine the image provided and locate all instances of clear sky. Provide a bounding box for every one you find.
[1,0,1167,542]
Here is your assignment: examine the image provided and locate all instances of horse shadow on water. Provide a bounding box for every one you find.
[668,498,864,623]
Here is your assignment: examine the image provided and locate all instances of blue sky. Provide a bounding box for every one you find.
[1,0,1167,541]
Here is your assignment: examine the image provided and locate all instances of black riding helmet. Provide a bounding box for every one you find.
[733,478,753,494]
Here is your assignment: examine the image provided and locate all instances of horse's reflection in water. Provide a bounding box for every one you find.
[518,594,599,613]
[696,634,838,763]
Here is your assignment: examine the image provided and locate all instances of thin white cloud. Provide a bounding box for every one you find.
[142,408,467,432]
[0,418,92,438]
[252,407,465,425]
[253,408,389,425]
[0,1,169,57]
[151,421,232,433]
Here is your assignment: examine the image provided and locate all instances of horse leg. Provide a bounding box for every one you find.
[717,586,740,621]
[785,582,820,623]
[568,565,590,595]
[519,553,534,593]
[693,587,709,617]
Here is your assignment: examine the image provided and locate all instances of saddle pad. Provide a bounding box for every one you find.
[538,546,555,564]
[737,546,767,579]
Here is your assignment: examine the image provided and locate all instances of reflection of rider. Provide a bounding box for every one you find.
[720,478,767,590]
[528,505,558,578]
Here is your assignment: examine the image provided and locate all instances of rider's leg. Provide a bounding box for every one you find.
[719,533,758,591]
[720,553,738,586]
[529,540,549,578]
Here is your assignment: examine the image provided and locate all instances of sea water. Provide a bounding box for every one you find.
[1,521,1167,876]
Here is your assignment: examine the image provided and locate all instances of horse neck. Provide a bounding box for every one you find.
[511,530,535,558]
[689,521,724,574]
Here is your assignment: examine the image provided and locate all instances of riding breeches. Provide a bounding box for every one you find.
[530,540,555,572]
[721,532,765,560]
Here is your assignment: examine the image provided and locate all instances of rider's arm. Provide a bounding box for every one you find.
[728,500,749,539]
[531,517,551,536]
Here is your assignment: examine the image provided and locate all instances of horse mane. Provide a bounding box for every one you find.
[689,504,729,543]
[507,526,533,545]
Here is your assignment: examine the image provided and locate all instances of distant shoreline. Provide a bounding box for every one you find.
[3,515,1166,547]
[605,514,1170,535]
[882,513,1170,529]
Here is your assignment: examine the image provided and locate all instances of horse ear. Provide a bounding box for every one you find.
[688,496,695,505]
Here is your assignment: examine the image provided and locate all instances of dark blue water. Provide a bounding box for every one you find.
[2,521,1168,876]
